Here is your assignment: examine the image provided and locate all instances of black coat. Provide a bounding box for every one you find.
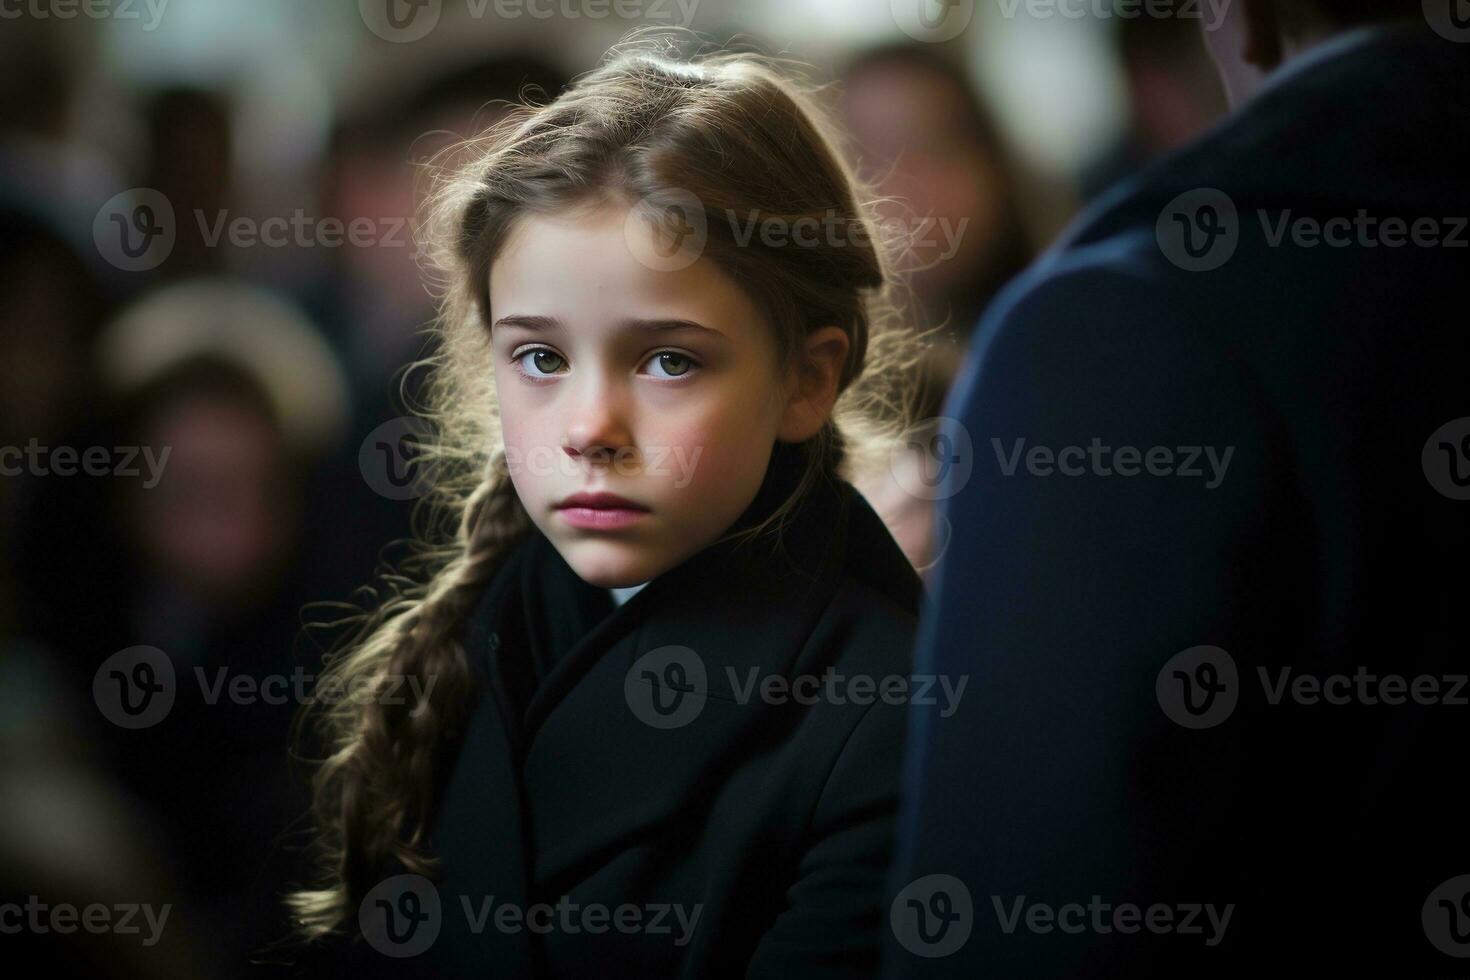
[885,23,1470,979]
[339,442,923,978]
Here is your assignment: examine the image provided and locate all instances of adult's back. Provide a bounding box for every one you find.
[887,15,1470,977]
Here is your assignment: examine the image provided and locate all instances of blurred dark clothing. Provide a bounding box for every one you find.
[17,478,315,976]
[98,576,313,976]
[890,23,1470,978]
[1079,15,1227,201]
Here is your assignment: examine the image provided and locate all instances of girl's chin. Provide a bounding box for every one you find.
[557,539,669,590]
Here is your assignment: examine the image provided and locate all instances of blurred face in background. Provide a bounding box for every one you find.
[841,59,1014,306]
[130,389,296,608]
[489,204,792,589]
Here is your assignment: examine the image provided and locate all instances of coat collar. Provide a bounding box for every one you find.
[459,437,922,745]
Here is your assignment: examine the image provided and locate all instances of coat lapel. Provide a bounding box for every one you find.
[518,448,861,890]
[521,440,848,740]
[424,546,539,975]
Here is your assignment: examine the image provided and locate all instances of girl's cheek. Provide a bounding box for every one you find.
[658,415,762,494]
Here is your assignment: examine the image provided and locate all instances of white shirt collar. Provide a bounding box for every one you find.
[609,582,650,607]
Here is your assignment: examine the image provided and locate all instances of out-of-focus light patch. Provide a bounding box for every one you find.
[101,0,303,84]
[739,0,905,48]
[97,0,336,195]
[744,0,1126,174]
[235,59,333,177]
[969,9,1127,174]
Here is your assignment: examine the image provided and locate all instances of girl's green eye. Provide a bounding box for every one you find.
[520,349,566,376]
[650,352,694,378]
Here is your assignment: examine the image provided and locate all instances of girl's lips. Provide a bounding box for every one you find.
[555,507,649,530]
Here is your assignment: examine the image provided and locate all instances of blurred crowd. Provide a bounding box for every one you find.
[0,10,1222,978]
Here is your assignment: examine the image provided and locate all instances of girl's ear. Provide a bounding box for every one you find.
[777,325,850,444]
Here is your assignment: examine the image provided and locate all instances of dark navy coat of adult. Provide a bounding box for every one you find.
[886,23,1470,978]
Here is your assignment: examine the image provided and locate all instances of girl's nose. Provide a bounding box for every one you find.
[561,387,633,462]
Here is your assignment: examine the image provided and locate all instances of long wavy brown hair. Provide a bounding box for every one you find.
[288,33,933,939]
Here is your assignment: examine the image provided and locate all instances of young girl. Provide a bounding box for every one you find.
[291,39,929,979]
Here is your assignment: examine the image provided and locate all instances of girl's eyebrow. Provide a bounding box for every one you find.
[492,314,559,332]
[492,314,727,340]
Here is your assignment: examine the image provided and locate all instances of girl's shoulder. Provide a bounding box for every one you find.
[815,481,926,675]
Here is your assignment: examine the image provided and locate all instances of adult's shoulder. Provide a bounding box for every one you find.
[953,236,1256,445]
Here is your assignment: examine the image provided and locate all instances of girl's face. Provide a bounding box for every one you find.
[488,203,791,588]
